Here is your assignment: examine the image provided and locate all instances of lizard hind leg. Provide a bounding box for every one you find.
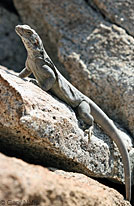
[77,101,94,141]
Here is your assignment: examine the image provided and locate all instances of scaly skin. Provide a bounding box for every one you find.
[15,24,131,201]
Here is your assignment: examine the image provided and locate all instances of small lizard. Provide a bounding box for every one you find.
[15,24,131,201]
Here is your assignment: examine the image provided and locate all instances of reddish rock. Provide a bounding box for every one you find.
[0,152,131,206]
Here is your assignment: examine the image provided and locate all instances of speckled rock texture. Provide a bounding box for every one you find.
[0,152,131,206]
[13,0,134,137]
[89,0,134,37]
[0,66,134,188]
[0,6,26,71]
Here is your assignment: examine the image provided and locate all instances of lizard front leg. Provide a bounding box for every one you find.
[18,67,32,78]
[77,101,94,142]
[18,67,38,85]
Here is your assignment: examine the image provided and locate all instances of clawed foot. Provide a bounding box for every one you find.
[29,78,38,86]
[85,125,94,143]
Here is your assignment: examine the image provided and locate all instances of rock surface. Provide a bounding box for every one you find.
[89,0,134,37]
[0,6,26,71]
[0,66,133,189]
[13,0,134,137]
[0,152,131,206]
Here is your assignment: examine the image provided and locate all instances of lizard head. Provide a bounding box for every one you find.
[15,25,43,52]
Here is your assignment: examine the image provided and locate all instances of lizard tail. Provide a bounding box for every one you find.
[89,99,131,201]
